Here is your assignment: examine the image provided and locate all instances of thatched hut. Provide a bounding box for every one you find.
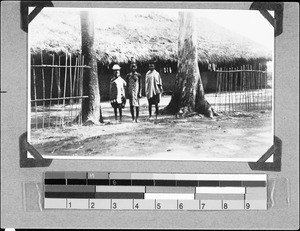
[30,10,272,100]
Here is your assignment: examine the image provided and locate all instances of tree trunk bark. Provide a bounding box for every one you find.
[80,11,103,124]
[163,12,214,117]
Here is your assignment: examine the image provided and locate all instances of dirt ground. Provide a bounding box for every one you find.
[30,95,273,162]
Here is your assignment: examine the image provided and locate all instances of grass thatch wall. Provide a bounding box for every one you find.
[30,10,272,66]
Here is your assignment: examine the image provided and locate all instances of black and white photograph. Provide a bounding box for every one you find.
[28,7,274,161]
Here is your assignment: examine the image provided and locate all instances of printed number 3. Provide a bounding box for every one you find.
[112,202,117,209]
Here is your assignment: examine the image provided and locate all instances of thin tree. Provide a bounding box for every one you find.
[80,11,103,124]
[163,12,216,117]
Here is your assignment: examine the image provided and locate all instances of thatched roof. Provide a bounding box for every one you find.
[30,10,272,65]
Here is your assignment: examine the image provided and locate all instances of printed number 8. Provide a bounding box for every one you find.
[223,203,228,209]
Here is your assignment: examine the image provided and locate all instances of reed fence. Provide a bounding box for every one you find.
[31,52,90,129]
[213,64,272,112]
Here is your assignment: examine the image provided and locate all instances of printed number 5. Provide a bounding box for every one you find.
[156,203,161,209]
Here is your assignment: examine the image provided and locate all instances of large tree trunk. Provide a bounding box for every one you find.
[163,12,214,117]
[80,11,103,124]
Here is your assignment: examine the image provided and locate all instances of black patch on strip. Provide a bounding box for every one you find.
[109,179,132,186]
[67,179,87,185]
[95,192,144,199]
[45,192,95,198]
[219,181,242,187]
[176,180,198,187]
[154,180,176,186]
[132,180,154,186]
[44,179,66,185]
[87,179,110,185]
[198,181,220,187]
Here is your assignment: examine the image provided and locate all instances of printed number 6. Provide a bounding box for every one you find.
[179,203,183,209]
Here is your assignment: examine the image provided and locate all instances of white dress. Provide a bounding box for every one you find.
[110,76,126,104]
[145,70,162,100]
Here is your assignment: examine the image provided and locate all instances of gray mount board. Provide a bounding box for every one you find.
[1,1,299,229]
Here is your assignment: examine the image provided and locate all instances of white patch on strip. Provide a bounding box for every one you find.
[196,187,245,194]
[144,193,194,200]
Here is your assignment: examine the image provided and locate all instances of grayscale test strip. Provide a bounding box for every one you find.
[43,172,267,210]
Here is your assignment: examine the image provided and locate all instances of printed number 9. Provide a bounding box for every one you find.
[246,203,250,209]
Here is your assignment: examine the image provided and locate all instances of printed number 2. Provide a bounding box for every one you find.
[90,202,95,209]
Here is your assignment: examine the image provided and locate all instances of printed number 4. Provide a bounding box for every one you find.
[135,203,139,209]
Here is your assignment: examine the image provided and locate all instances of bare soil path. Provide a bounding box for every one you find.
[31,95,273,161]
